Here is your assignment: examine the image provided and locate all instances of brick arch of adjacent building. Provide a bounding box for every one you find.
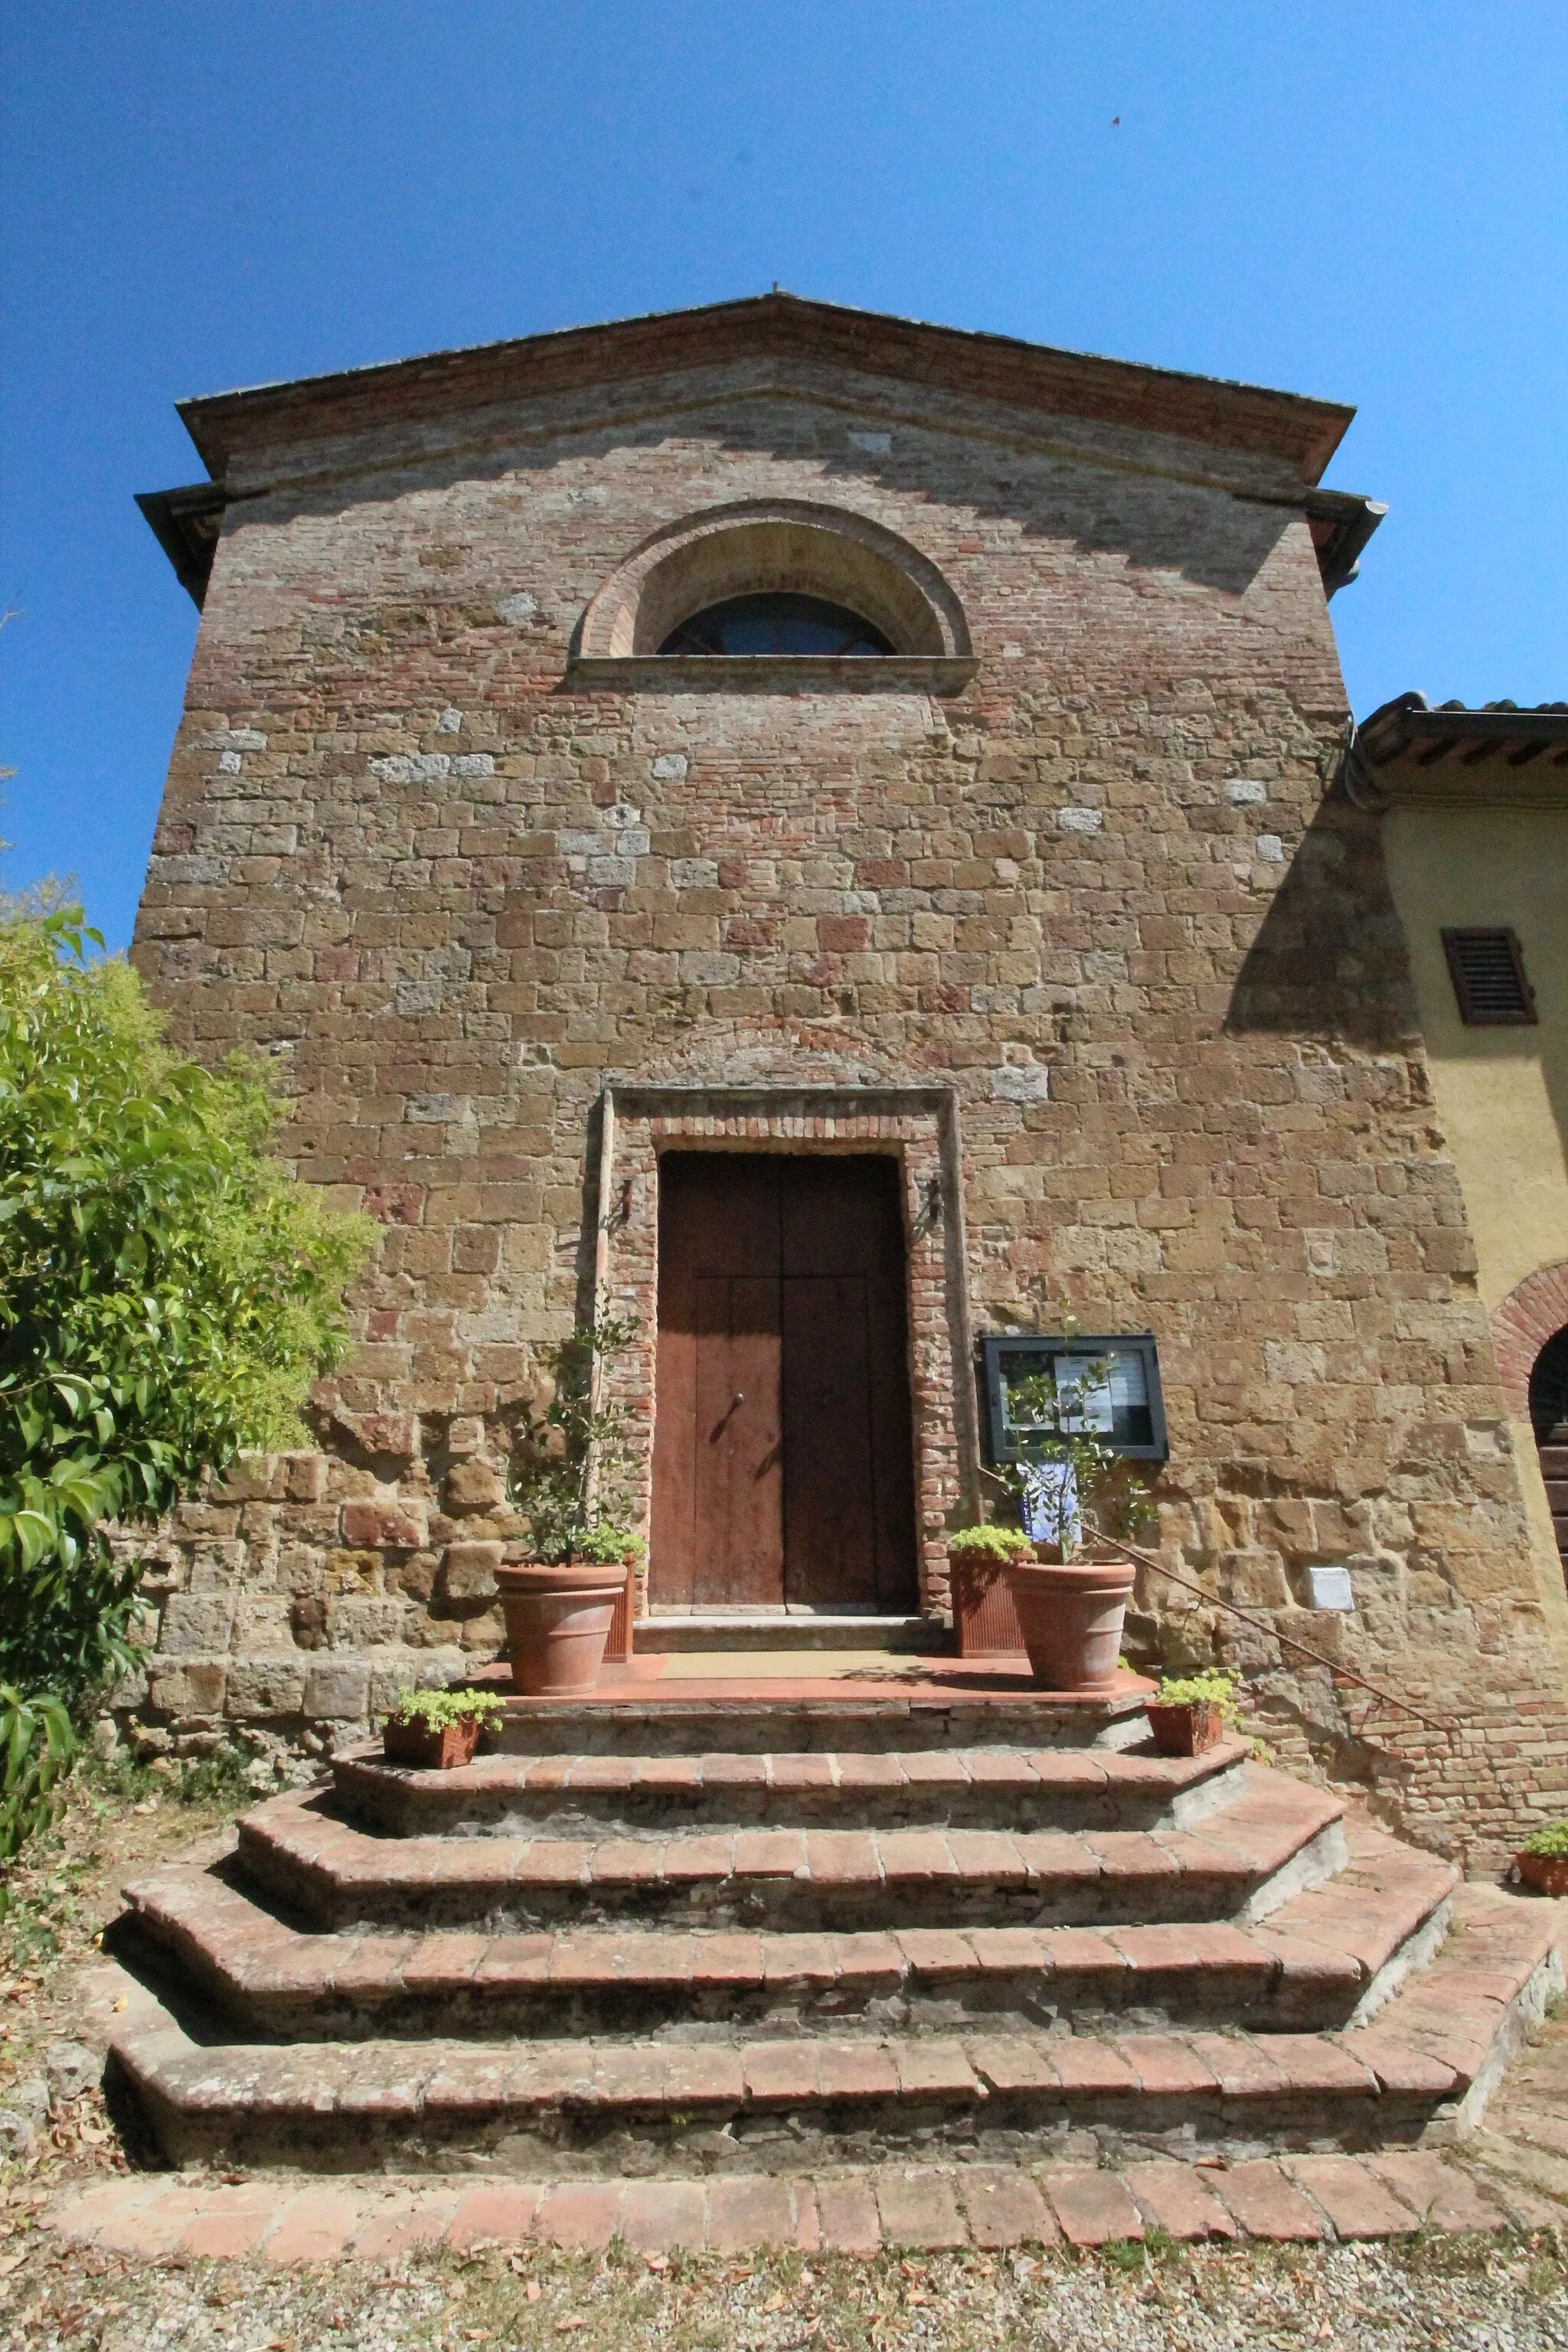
[576,496,972,660]
[1491,1260,1568,1419]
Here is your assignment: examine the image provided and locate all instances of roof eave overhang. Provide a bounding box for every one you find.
[1351,691,1568,810]
[134,482,230,609]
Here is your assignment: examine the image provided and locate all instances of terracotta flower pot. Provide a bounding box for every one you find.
[1517,1848,1568,1897]
[496,1558,628,1696]
[1147,1700,1227,1757]
[1003,1553,1136,1693]
[382,1715,482,1771]
[948,1541,1033,1658]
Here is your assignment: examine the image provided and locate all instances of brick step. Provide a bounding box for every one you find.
[45,2148,1534,2259]
[234,1768,1346,1935]
[109,1888,1558,2175]
[331,1737,1250,1840]
[485,1680,1156,1757]
[635,1613,946,1653]
[120,1822,1457,2043]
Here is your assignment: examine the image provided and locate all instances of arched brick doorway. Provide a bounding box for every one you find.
[1530,1328,1568,1591]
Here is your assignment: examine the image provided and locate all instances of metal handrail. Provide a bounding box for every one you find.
[1097,1530,1451,1740]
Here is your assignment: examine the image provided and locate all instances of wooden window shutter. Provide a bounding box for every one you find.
[1441,927,1537,1025]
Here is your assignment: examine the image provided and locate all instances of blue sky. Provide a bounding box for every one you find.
[3,4,1566,948]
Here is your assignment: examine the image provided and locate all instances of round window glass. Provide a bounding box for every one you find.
[658,592,893,657]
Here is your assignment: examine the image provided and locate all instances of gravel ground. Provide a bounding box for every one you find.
[3,1753,1567,2350]
[2,2224,1568,2351]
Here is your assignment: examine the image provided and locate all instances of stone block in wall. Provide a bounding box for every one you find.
[107,1661,149,1711]
[341,1500,428,1547]
[457,1609,504,1652]
[325,1594,412,1648]
[325,1549,383,1592]
[158,1592,237,1655]
[388,1552,439,1604]
[446,1417,486,1457]
[362,1181,425,1225]
[302,1659,371,1721]
[211,1452,276,1504]
[440,1540,502,1600]
[234,1599,294,1651]
[283,1452,329,1503]
[271,1527,334,1579]
[225,1658,310,1718]
[1217,1550,1293,1609]
[325,1462,382,1503]
[1259,1498,1315,1557]
[365,1649,467,1717]
[444,1461,506,1515]
[175,1502,241,1537]
[185,1544,247,1588]
[148,1659,228,1718]
[335,1409,420,1462]
[290,1596,328,1648]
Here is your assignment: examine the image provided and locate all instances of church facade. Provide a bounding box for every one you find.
[128,296,1568,1870]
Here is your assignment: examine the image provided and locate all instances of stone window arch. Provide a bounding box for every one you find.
[573,499,975,691]
[1530,1327,1568,1589]
[1491,1260,1568,1418]
[1492,1263,1568,1591]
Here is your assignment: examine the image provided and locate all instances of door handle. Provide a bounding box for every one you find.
[709,1391,746,1440]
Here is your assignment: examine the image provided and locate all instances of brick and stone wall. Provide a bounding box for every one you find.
[122,328,1568,1867]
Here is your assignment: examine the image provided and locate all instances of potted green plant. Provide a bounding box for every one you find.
[946,1524,1036,1657]
[499,1315,646,1696]
[1147,1668,1241,1756]
[1516,1820,1568,1897]
[985,1345,1155,1693]
[382,1686,505,1771]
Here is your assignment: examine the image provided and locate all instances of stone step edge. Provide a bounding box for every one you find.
[119,1820,1459,2032]
[44,2147,1537,2262]
[110,2013,1457,2136]
[108,1888,1562,2147]
[234,1769,1347,1929]
[331,1735,1251,1817]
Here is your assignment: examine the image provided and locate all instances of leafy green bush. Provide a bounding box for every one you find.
[1153,1668,1242,1720]
[389,1687,505,1731]
[573,1521,645,1566]
[0,1684,76,1864]
[1520,1820,1568,1860]
[946,1524,1034,1560]
[0,907,373,1698]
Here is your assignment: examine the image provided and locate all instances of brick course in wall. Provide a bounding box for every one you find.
[121,300,1568,1867]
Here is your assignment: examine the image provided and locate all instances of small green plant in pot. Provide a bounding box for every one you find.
[1516,1819,1568,1898]
[500,1316,645,1696]
[383,1686,505,1772]
[1147,1668,1241,1758]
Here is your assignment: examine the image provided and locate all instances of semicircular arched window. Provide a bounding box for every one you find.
[658,592,894,658]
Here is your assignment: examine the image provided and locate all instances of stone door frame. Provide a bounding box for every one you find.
[593,1083,980,1622]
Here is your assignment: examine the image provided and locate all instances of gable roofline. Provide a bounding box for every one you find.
[168,291,1357,485]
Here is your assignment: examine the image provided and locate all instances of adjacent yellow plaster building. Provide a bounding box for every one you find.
[1356,694,1568,1640]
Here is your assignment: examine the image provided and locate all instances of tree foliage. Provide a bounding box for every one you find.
[0,1684,75,1864]
[0,908,374,1699]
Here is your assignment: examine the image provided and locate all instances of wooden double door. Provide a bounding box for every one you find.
[650,1153,920,1612]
